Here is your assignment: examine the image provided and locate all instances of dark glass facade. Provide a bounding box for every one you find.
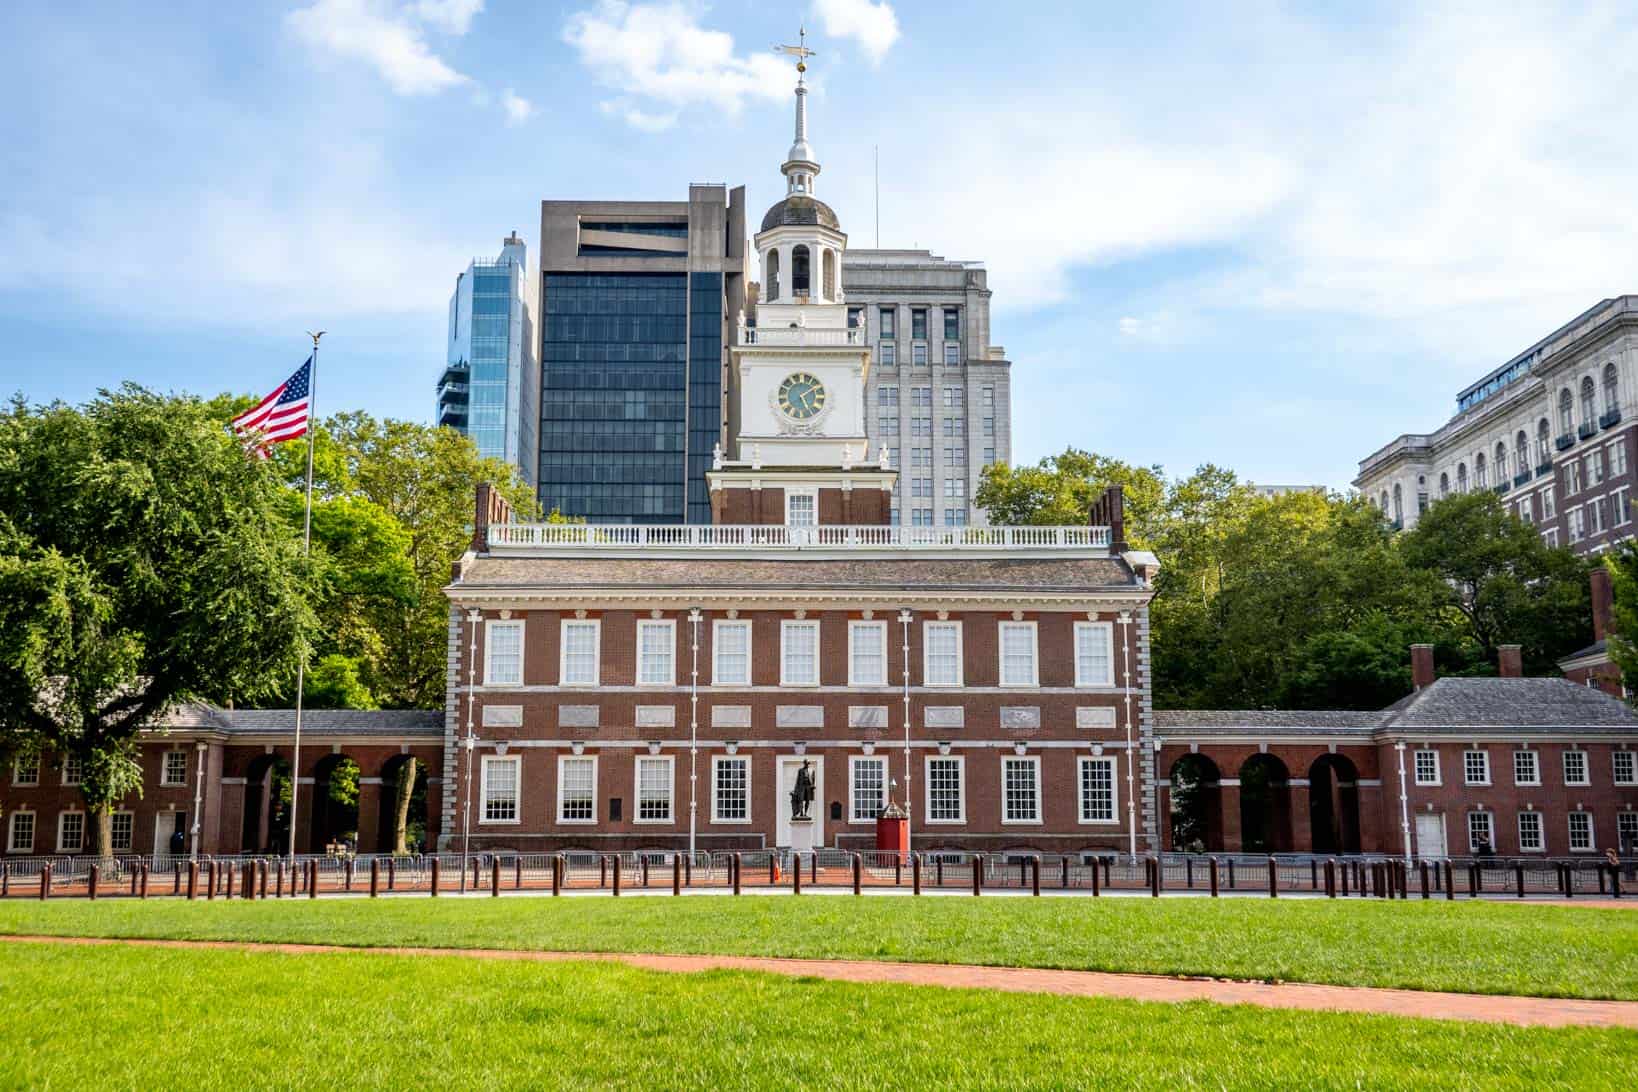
[688,272,723,523]
[539,272,692,522]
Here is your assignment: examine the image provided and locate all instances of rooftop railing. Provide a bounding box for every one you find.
[487,523,1111,552]
[739,326,862,347]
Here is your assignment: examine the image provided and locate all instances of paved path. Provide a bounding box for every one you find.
[5,934,1635,1029]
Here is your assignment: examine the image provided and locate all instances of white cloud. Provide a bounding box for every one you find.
[502,89,533,124]
[813,0,900,65]
[286,0,470,95]
[563,1,790,126]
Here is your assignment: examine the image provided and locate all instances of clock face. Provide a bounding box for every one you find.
[777,372,827,420]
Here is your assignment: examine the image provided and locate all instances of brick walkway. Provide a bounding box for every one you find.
[6,934,1635,1028]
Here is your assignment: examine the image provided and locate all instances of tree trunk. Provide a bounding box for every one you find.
[91,802,114,862]
[392,757,417,855]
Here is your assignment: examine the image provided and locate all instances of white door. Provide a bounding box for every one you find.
[1414,813,1446,859]
[776,756,824,849]
[154,811,186,857]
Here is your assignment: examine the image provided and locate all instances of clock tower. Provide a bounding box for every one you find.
[709,30,895,527]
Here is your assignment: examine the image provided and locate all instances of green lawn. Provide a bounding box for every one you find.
[1,941,1631,1090]
[2,895,1635,1000]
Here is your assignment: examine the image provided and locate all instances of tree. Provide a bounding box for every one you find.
[0,388,313,856]
[1602,545,1638,686]
[391,757,419,855]
[1398,491,1590,673]
[976,449,1166,542]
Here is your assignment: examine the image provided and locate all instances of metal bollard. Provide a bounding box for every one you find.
[642,857,650,888]
[972,855,983,896]
[260,860,269,899]
[1227,858,1236,890]
[852,853,862,896]
[1515,863,1525,898]
[516,856,523,891]
[937,858,944,886]
[1443,860,1454,900]
[1323,859,1335,898]
[40,862,51,900]
[1339,860,1349,897]
[430,857,441,896]
[345,858,355,892]
[793,854,802,895]
[224,862,234,900]
[1267,856,1278,899]
[1150,855,1162,897]
[1468,864,1479,898]
[599,856,607,888]
[770,854,778,885]
[309,860,319,898]
[206,861,216,901]
[895,854,903,886]
[550,855,561,897]
[88,864,99,901]
[1090,856,1101,896]
[274,862,283,898]
[610,855,621,897]
[912,853,922,895]
[1310,859,1319,891]
[1060,856,1069,889]
[1186,856,1194,889]
[684,854,692,887]
[1419,861,1429,899]
[0,862,7,897]
[1030,856,1040,897]
[491,857,501,897]
[131,865,140,898]
[140,863,150,899]
[732,852,741,896]
[370,858,380,898]
[386,857,397,892]
[1210,857,1221,898]
[673,853,682,896]
[244,861,256,900]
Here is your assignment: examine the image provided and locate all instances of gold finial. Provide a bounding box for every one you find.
[774,24,816,73]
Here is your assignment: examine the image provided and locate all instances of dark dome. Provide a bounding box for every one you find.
[760,194,839,233]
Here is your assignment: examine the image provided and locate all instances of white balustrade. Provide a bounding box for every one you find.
[488,523,1112,551]
[737,327,862,347]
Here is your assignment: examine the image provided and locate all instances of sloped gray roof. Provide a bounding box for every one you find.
[151,706,442,736]
[1382,676,1638,728]
[1154,709,1384,731]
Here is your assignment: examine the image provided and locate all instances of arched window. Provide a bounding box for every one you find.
[1379,490,1389,512]
[1392,483,1403,524]
[1559,389,1574,435]
[1457,463,1468,492]
[1515,431,1529,478]
[791,245,811,295]
[1439,472,1449,499]
[1536,419,1550,466]
[822,249,836,301]
[1604,363,1619,418]
[1475,452,1487,489]
[1581,376,1596,426]
[1495,441,1508,484]
[764,249,780,301]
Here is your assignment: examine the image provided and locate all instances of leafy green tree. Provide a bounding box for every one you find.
[1601,545,1638,686]
[975,449,1166,542]
[0,388,313,856]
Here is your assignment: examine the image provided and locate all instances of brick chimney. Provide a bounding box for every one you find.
[1591,564,1615,643]
[1090,485,1127,553]
[471,482,513,552]
[1497,644,1523,678]
[1410,644,1435,690]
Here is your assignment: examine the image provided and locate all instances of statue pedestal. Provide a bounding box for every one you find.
[788,816,818,854]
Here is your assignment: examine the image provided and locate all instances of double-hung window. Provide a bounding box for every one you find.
[712,756,749,822]
[480,755,520,823]
[12,754,39,787]
[848,621,887,686]
[162,751,188,788]
[923,621,962,686]
[1618,812,1638,850]
[1078,757,1117,823]
[850,756,887,822]
[1073,622,1114,687]
[786,491,816,527]
[1413,750,1440,786]
[635,756,673,823]
[1614,750,1637,786]
[1517,811,1543,852]
[557,756,596,823]
[781,620,820,686]
[636,619,675,686]
[110,811,134,853]
[1513,750,1540,786]
[1563,750,1590,786]
[713,620,751,686]
[484,620,524,685]
[1568,812,1594,852]
[1001,756,1041,823]
[998,622,1038,687]
[1464,750,1491,786]
[62,753,83,787]
[926,756,964,822]
[57,811,84,853]
[560,620,600,686]
[7,812,34,854]
[1467,811,1493,852]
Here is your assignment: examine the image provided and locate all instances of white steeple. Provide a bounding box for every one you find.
[776,26,819,197]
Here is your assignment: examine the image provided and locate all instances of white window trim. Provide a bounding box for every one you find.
[1073,621,1115,688]
[6,810,35,854]
[61,755,83,787]
[1077,756,1119,825]
[479,754,522,826]
[56,810,85,853]
[780,619,821,687]
[710,755,752,825]
[924,754,967,824]
[160,750,188,788]
[556,754,599,825]
[1517,812,1545,854]
[636,619,677,687]
[922,620,964,688]
[558,618,601,688]
[1614,751,1637,786]
[483,619,525,686]
[712,619,753,687]
[1513,750,1541,787]
[1000,755,1042,825]
[847,620,889,688]
[109,809,135,853]
[633,755,676,825]
[1563,750,1591,787]
[1568,812,1596,852]
[784,487,818,527]
[1466,811,1494,853]
[997,621,1039,688]
[1413,749,1441,787]
[848,755,888,824]
[11,755,39,787]
[1464,750,1491,787]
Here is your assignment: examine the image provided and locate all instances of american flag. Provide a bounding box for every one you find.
[232,356,313,458]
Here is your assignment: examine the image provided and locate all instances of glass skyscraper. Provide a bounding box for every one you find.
[437,233,537,487]
[536,187,745,523]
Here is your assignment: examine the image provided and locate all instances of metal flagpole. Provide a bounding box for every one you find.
[287,330,323,870]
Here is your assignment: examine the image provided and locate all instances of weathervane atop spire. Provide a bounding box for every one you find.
[774,24,816,77]
[774,25,819,194]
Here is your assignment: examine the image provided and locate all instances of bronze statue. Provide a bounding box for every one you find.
[789,759,815,820]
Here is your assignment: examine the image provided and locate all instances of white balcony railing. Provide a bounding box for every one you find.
[738,326,862,347]
[487,523,1111,552]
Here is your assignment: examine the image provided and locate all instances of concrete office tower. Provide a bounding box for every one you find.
[537,188,747,523]
[437,233,538,487]
[842,250,1013,526]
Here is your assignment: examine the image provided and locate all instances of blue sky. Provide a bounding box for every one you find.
[3,1,1635,490]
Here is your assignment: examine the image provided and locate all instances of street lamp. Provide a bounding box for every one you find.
[897,608,913,854]
[460,608,480,893]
